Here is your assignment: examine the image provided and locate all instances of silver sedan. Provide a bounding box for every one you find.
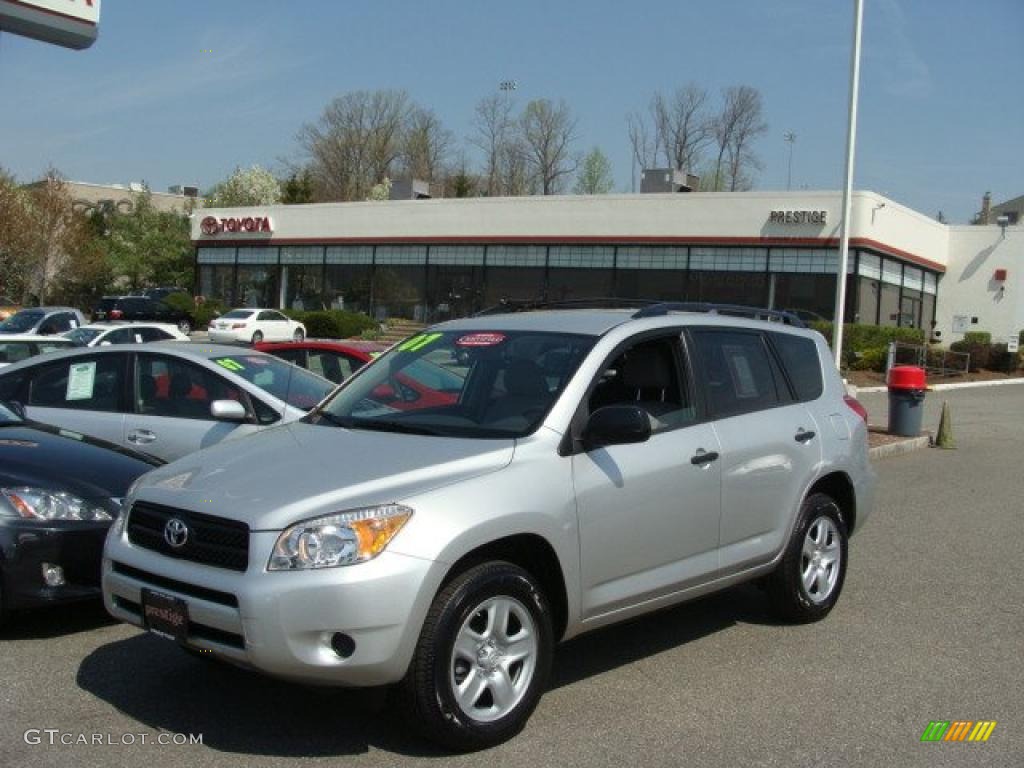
[0,343,334,462]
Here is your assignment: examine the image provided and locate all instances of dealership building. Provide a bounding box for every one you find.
[192,190,1023,344]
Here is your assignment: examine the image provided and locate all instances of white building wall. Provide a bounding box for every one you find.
[193,190,949,270]
[936,226,1024,344]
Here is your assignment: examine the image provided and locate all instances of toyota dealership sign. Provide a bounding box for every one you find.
[200,215,274,236]
[0,0,100,50]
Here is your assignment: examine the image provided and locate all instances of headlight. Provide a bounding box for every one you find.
[268,504,413,571]
[0,487,113,522]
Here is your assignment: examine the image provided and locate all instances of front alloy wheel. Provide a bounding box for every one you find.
[293,328,305,342]
[397,561,553,751]
[766,493,848,623]
[177,319,192,335]
[251,330,263,345]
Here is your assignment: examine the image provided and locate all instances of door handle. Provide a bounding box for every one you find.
[690,449,719,466]
[795,429,816,444]
[127,429,156,445]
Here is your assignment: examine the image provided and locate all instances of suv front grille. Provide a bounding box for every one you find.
[127,501,250,572]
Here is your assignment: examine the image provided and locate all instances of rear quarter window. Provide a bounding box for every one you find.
[771,333,824,402]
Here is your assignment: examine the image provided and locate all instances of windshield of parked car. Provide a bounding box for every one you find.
[205,353,334,410]
[0,310,44,333]
[221,309,255,320]
[309,330,594,438]
[64,327,103,346]
[0,401,23,423]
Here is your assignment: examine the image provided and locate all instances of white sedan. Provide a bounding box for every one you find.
[208,308,306,344]
[64,323,190,347]
[0,334,76,368]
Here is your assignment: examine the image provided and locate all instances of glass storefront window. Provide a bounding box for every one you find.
[427,264,485,321]
[689,271,769,306]
[769,273,834,319]
[483,267,546,306]
[236,265,277,308]
[282,264,325,310]
[374,266,427,321]
[325,264,372,313]
[199,265,235,305]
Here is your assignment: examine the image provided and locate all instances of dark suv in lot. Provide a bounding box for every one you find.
[92,295,193,334]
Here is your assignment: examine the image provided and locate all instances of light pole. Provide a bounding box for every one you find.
[832,0,864,367]
[784,131,796,190]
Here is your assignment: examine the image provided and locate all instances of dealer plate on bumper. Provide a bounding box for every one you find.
[141,589,189,642]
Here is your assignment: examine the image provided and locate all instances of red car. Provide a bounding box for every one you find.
[255,340,460,410]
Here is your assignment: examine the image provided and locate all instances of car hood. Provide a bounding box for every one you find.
[132,421,515,530]
[0,422,161,499]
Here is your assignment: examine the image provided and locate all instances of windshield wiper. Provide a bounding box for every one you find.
[346,419,443,436]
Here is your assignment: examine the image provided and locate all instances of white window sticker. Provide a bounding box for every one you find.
[66,362,97,401]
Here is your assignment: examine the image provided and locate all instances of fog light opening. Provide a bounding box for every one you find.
[331,632,356,659]
[42,563,66,587]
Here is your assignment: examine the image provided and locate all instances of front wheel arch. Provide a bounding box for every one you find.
[437,534,569,642]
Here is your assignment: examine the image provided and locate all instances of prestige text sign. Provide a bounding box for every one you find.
[768,210,828,225]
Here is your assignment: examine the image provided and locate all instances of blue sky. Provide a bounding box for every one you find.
[1,0,1020,223]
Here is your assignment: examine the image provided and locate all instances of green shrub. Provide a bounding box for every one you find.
[961,331,992,345]
[950,335,992,371]
[287,309,376,339]
[163,293,226,329]
[810,322,925,371]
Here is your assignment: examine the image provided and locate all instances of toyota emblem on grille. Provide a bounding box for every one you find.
[164,518,190,549]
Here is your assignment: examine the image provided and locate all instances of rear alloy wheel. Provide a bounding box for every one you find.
[397,561,553,751]
[766,493,848,623]
[293,328,305,342]
[177,319,192,335]
[251,330,263,345]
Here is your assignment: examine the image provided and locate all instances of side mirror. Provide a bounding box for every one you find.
[581,405,652,450]
[210,399,247,421]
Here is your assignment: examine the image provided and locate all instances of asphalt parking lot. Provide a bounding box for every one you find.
[2,384,1022,768]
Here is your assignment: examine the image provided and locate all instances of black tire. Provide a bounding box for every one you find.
[251,330,263,345]
[293,328,305,342]
[766,493,848,623]
[396,561,554,751]
[177,319,192,335]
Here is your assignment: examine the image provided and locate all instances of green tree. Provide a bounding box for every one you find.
[207,165,282,207]
[281,170,314,204]
[0,167,34,302]
[103,192,192,291]
[573,147,614,194]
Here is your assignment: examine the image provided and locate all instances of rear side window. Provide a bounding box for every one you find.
[690,329,781,419]
[771,333,824,402]
[29,355,126,412]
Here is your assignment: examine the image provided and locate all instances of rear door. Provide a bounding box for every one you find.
[24,353,129,447]
[688,328,822,572]
[125,352,262,461]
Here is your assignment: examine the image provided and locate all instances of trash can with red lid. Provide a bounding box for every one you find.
[887,365,927,436]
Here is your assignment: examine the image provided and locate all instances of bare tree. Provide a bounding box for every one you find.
[711,85,768,191]
[652,84,712,174]
[298,90,412,201]
[401,107,454,184]
[471,95,515,196]
[519,99,578,195]
[626,112,657,192]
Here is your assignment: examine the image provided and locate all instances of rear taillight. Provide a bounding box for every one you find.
[844,395,869,424]
[109,309,123,319]
[231,323,247,329]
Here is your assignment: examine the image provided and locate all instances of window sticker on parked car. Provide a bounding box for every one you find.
[65,361,97,401]
[398,333,442,352]
[455,333,506,347]
[215,358,245,372]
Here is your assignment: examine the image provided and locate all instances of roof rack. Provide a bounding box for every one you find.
[473,297,658,316]
[631,302,806,327]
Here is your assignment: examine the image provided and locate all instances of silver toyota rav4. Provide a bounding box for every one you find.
[103,304,876,750]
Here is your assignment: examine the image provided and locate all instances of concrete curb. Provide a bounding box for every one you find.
[856,377,1024,394]
[868,434,931,460]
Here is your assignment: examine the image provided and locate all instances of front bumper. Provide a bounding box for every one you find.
[1,521,109,609]
[103,529,446,687]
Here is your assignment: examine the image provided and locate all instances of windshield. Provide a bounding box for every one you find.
[0,401,23,423]
[207,353,334,410]
[65,327,103,346]
[309,330,594,438]
[221,309,254,319]
[0,310,44,333]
